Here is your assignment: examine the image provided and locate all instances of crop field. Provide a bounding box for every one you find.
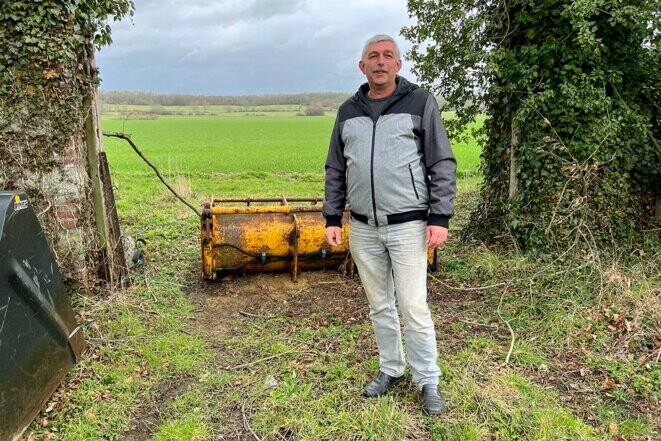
[101,113,483,202]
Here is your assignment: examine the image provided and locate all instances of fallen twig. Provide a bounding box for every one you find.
[86,335,153,344]
[458,319,498,329]
[242,399,262,441]
[429,274,507,291]
[239,311,276,319]
[542,262,592,279]
[497,291,516,366]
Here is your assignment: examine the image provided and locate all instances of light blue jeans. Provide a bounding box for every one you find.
[349,219,440,389]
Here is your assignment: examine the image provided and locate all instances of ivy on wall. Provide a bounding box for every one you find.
[0,1,133,287]
[404,0,660,252]
[0,0,134,185]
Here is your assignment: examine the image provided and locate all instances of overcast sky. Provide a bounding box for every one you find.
[96,0,418,95]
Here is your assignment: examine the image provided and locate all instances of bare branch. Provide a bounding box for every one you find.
[229,350,315,371]
[239,311,275,319]
[458,319,498,329]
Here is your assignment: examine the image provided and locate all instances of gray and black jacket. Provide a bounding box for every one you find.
[323,76,456,228]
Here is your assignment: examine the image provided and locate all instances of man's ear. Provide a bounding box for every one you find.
[359,60,366,74]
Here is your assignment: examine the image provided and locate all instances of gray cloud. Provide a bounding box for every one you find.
[97,0,416,94]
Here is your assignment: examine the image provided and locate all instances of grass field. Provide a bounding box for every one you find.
[101,113,482,201]
[27,109,659,440]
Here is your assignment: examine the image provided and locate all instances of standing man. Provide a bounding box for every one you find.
[323,34,456,415]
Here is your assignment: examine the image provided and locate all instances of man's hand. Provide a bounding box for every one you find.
[325,226,342,246]
[426,225,448,248]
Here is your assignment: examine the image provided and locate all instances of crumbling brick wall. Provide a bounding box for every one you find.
[1,124,98,290]
[49,135,97,289]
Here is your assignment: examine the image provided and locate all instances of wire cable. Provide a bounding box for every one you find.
[103,132,201,217]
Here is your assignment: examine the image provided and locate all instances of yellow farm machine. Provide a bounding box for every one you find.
[199,196,438,281]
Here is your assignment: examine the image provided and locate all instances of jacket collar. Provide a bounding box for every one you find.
[353,75,418,103]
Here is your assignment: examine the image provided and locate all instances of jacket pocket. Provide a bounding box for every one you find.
[408,164,420,200]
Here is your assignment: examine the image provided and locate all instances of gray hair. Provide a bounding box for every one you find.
[361,34,401,60]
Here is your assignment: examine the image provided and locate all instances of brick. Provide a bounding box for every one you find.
[56,210,78,219]
[59,218,78,229]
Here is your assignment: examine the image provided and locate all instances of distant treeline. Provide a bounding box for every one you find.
[99,90,352,108]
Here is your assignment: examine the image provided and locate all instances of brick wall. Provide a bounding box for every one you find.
[37,135,97,290]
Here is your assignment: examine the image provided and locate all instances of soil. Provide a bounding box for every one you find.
[187,270,368,335]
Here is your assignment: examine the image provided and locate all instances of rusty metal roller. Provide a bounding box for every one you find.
[200,196,352,281]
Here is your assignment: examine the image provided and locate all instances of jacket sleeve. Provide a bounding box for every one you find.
[323,116,346,227]
[422,94,457,228]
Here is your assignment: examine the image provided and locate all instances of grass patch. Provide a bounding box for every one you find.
[430,241,660,439]
[439,368,599,439]
[151,414,209,441]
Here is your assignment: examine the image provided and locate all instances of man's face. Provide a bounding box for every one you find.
[359,40,402,91]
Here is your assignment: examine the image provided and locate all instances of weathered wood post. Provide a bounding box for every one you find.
[83,43,128,287]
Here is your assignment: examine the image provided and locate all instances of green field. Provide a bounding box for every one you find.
[101,113,483,201]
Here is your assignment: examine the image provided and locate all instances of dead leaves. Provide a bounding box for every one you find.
[601,378,616,390]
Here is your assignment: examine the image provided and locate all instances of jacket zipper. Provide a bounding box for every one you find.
[408,164,420,199]
[370,120,378,226]
[359,82,415,227]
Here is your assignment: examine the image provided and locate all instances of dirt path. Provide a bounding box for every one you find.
[186,270,368,336]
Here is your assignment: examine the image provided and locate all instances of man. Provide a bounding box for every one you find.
[323,34,456,415]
